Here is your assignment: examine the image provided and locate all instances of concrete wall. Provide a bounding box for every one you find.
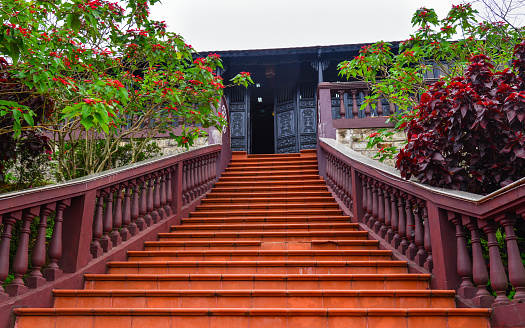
[335,128,406,167]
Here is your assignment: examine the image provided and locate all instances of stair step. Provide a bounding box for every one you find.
[221,169,319,177]
[181,216,351,225]
[195,203,340,212]
[144,240,380,251]
[15,307,491,328]
[213,180,325,187]
[219,173,321,180]
[107,260,408,275]
[127,249,392,262]
[171,223,358,232]
[211,186,329,193]
[157,231,368,242]
[229,158,318,165]
[205,191,332,198]
[53,289,456,309]
[201,196,335,204]
[189,209,343,217]
[84,273,432,291]
[225,164,318,172]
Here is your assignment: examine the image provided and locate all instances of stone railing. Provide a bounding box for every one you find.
[0,97,231,327]
[318,138,525,315]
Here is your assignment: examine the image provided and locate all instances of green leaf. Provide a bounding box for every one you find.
[81,116,94,130]
[23,113,34,126]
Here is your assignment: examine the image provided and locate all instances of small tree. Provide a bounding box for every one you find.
[338,3,524,162]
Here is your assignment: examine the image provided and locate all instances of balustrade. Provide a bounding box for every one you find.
[319,137,525,310]
[0,143,223,302]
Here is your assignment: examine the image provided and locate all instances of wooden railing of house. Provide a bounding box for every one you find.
[318,138,525,308]
[0,97,231,326]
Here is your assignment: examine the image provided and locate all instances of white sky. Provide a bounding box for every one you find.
[149,0,467,52]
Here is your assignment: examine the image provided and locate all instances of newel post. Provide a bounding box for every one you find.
[317,87,336,139]
[426,202,460,290]
[58,195,93,273]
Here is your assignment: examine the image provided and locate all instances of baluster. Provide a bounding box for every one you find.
[156,173,166,220]
[361,175,369,224]
[376,98,383,116]
[164,168,173,216]
[397,194,409,254]
[99,189,113,252]
[389,101,396,116]
[326,155,332,188]
[364,90,371,117]
[393,192,405,250]
[422,205,433,272]
[374,183,384,234]
[467,217,494,307]
[43,200,68,281]
[413,201,427,266]
[199,157,206,195]
[0,213,18,301]
[110,185,123,246]
[189,160,196,201]
[386,187,396,243]
[120,184,132,241]
[450,213,476,299]
[129,180,140,236]
[351,90,358,118]
[406,197,418,260]
[194,158,202,197]
[379,185,389,238]
[182,162,189,205]
[336,161,343,197]
[90,193,104,258]
[338,90,346,118]
[146,175,156,224]
[343,165,351,208]
[467,218,494,307]
[138,178,149,229]
[365,178,374,227]
[370,182,379,230]
[390,190,401,247]
[6,208,38,296]
[499,215,525,302]
[27,204,55,288]
[482,221,509,306]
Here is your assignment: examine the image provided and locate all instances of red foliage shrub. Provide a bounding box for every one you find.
[396,42,525,194]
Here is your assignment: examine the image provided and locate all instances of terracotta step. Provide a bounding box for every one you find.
[84,273,432,291]
[144,240,379,251]
[218,174,321,181]
[213,180,325,187]
[211,186,329,193]
[205,191,332,198]
[53,289,456,309]
[15,307,492,328]
[171,223,358,232]
[189,209,343,218]
[246,153,302,158]
[181,216,351,225]
[220,170,320,177]
[225,164,318,172]
[200,196,335,204]
[106,260,408,275]
[194,203,340,212]
[157,231,368,242]
[229,158,318,165]
[14,307,492,328]
[127,249,392,262]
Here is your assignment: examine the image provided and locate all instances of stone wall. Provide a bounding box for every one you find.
[336,128,406,166]
[153,136,209,156]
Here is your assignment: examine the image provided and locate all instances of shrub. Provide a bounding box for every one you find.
[396,42,525,194]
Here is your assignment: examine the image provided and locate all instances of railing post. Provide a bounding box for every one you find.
[467,217,494,307]
[350,168,362,223]
[317,87,336,139]
[6,207,39,296]
[120,184,132,241]
[27,203,56,288]
[110,185,123,246]
[164,168,174,217]
[338,90,346,118]
[99,188,113,252]
[351,90,358,118]
[173,162,184,221]
[450,213,476,299]
[481,220,509,306]
[91,192,104,258]
[406,197,418,260]
[44,200,69,280]
[413,201,427,266]
[381,185,390,239]
[128,179,140,236]
[426,202,459,290]
[137,177,148,230]
[0,211,21,301]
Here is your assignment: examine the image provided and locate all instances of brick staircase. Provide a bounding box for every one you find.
[15,150,491,327]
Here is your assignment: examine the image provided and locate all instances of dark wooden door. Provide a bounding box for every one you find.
[228,86,249,152]
[298,81,317,150]
[274,83,298,154]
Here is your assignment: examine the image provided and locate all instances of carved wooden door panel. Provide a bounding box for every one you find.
[228,86,249,152]
[274,83,298,154]
[298,81,317,150]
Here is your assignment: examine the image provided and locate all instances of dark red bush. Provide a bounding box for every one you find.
[396,42,525,194]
